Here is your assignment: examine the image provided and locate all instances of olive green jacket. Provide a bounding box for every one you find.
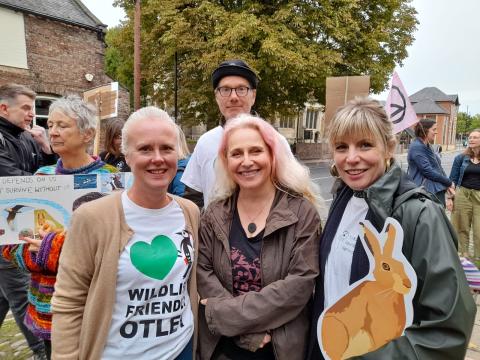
[308,162,476,360]
[358,163,475,359]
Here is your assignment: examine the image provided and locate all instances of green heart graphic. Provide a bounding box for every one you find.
[130,235,178,280]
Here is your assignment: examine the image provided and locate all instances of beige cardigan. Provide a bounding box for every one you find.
[51,191,200,359]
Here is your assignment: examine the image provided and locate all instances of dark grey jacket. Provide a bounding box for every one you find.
[197,190,321,360]
[0,116,55,176]
[307,162,476,360]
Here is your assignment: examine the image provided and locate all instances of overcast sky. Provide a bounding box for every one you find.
[81,0,480,115]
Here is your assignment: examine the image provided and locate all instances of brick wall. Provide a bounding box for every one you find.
[0,12,130,152]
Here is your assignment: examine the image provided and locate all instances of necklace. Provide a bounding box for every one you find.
[239,195,274,234]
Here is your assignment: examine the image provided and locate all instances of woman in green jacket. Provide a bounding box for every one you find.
[306,97,475,360]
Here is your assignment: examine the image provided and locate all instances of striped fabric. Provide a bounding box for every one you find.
[461,257,480,292]
[2,232,65,340]
[35,156,118,175]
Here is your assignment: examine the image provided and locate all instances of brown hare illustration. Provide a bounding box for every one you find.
[318,218,416,360]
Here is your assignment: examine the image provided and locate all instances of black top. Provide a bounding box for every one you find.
[211,208,274,359]
[461,162,480,190]
[99,151,130,172]
[229,208,264,296]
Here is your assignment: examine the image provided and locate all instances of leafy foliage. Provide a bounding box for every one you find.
[457,112,480,135]
[108,0,417,127]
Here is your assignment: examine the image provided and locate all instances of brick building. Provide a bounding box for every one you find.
[409,87,459,147]
[0,0,130,147]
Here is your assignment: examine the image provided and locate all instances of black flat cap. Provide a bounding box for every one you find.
[211,60,258,89]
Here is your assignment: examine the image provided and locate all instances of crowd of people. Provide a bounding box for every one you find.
[0,58,477,360]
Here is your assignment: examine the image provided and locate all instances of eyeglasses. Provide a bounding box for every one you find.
[216,86,251,97]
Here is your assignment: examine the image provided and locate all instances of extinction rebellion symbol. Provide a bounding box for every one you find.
[389,85,406,124]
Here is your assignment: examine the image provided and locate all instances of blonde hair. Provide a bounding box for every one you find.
[211,114,322,211]
[121,106,178,154]
[328,97,397,157]
[177,125,191,160]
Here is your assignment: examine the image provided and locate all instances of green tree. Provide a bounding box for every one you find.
[456,111,480,136]
[456,112,471,136]
[471,114,480,130]
[105,26,134,91]
[109,0,417,127]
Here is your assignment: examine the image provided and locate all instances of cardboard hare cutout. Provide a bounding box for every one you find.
[318,217,417,360]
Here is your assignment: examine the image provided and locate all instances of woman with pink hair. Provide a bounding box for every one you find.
[197,114,322,360]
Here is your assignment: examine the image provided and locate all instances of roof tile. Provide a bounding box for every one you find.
[0,0,105,30]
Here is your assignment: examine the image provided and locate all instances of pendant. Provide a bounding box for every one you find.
[247,222,257,234]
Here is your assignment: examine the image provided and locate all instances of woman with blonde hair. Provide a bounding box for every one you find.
[449,129,480,259]
[306,97,474,359]
[197,114,321,360]
[51,106,199,359]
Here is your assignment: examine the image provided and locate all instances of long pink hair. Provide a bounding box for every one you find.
[211,114,321,211]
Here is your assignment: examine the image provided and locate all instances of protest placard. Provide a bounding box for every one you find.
[0,173,132,245]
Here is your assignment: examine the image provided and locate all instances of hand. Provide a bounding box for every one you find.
[26,125,52,154]
[200,298,208,305]
[447,185,456,197]
[20,236,42,253]
[259,333,271,348]
[446,198,454,212]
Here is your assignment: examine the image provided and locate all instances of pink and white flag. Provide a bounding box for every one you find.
[385,72,418,134]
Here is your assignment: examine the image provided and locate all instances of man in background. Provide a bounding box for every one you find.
[181,60,258,207]
[0,83,54,359]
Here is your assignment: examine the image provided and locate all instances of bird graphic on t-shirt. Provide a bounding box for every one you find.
[176,230,193,279]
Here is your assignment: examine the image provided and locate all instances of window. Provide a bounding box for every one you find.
[305,109,319,129]
[35,96,58,129]
[279,115,294,129]
[0,8,28,69]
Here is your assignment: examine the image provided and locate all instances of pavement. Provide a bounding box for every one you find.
[0,312,35,359]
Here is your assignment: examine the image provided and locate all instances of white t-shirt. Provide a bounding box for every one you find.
[102,192,194,359]
[324,195,368,308]
[181,124,293,206]
[181,125,224,206]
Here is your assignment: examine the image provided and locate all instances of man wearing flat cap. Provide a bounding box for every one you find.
[181,60,258,207]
